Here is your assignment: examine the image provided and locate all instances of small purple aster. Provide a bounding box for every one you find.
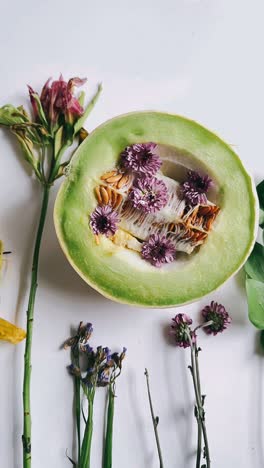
[181,170,212,206]
[170,313,196,348]
[141,234,176,267]
[129,177,168,213]
[201,301,231,335]
[90,205,119,237]
[120,143,162,176]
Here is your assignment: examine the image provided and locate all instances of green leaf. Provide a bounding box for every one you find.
[257,180,264,211]
[74,83,102,136]
[54,126,64,159]
[0,105,29,126]
[260,208,264,229]
[245,242,264,282]
[260,330,264,350]
[246,278,264,328]
[31,93,48,127]
[12,130,41,180]
[78,90,85,107]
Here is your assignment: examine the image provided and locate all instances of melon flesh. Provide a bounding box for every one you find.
[54,112,258,307]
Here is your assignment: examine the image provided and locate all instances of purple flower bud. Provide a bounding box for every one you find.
[68,364,81,378]
[29,75,87,129]
[170,313,196,348]
[201,301,231,335]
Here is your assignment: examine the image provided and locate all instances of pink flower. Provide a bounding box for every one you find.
[28,75,87,129]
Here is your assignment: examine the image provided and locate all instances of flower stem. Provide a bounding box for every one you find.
[80,391,95,468]
[187,335,211,468]
[22,184,50,468]
[73,350,81,465]
[144,369,164,468]
[194,346,211,468]
[103,385,115,468]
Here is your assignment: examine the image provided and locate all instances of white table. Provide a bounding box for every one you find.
[0,1,263,467]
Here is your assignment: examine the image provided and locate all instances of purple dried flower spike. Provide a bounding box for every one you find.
[90,205,119,237]
[171,313,196,348]
[141,233,176,267]
[129,176,168,213]
[120,143,162,176]
[202,301,231,335]
[181,170,212,206]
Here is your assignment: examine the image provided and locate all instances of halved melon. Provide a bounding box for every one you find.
[54,112,258,307]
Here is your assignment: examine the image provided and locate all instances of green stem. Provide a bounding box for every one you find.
[195,346,202,468]
[22,184,50,468]
[196,417,202,468]
[80,391,95,468]
[73,350,81,465]
[187,335,211,468]
[194,348,211,468]
[144,369,164,468]
[103,386,115,468]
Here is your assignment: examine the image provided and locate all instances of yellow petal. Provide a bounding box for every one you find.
[0,317,26,344]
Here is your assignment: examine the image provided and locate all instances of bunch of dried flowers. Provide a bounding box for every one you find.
[64,322,126,468]
[170,301,231,468]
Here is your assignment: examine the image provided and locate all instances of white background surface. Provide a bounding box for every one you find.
[0,1,264,467]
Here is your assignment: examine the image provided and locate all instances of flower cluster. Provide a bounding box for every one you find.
[90,142,166,242]
[64,322,126,390]
[170,301,231,348]
[181,170,212,206]
[28,75,87,130]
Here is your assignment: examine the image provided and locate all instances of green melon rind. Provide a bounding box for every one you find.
[54,112,258,308]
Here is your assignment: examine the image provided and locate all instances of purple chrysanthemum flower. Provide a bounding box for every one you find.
[141,234,176,267]
[181,170,212,206]
[90,205,119,237]
[120,143,162,176]
[170,313,196,348]
[129,176,168,213]
[201,301,231,335]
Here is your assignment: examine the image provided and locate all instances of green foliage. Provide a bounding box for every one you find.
[246,279,264,328]
[245,180,264,328]
[0,104,29,126]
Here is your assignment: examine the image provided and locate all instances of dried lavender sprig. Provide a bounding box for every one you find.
[144,369,164,468]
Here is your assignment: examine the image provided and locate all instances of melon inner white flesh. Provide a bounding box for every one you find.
[93,143,220,268]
